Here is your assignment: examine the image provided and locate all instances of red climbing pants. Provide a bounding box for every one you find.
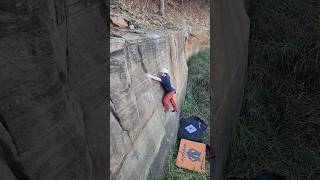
[163,91,177,112]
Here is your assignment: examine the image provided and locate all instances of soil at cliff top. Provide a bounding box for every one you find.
[111,0,209,37]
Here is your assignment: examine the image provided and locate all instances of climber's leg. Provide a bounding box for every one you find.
[169,96,178,112]
[163,92,173,111]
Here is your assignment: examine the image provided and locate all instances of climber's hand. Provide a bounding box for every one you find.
[147,73,162,82]
[172,87,177,94]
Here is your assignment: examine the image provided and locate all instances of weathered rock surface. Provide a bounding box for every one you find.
[186,31,210,58]
[110,30,189,179]
[110,15,128,28]
[0,1,107,180]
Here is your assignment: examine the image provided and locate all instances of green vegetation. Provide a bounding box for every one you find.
[181,49,210,125]
[164,49,210,180]
[226,0,320,179]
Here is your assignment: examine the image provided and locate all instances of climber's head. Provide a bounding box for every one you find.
[159,67,169,77]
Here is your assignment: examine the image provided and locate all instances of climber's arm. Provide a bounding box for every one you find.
[149,74,162,82]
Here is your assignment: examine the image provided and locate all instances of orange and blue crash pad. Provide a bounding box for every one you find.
[176,139,206,172]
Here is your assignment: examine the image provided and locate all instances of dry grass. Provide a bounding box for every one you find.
[119,0,209,32]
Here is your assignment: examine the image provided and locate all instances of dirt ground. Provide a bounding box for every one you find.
[119,0,209,30]
[110,0,210,44]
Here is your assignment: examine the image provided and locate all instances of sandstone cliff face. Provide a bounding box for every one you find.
[0,1,107,180]
[185,31,210,58]
[110,30,188,179]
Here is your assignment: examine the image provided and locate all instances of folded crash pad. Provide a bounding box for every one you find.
[176,139,206,172]
[178,116,208,143]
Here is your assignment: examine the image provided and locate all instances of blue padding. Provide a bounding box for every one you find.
[178,116,208,143]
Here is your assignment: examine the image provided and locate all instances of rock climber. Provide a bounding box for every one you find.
[146,68,178,113]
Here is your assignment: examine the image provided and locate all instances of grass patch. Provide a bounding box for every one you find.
[225,0,320,179]
[164,49,210,179]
